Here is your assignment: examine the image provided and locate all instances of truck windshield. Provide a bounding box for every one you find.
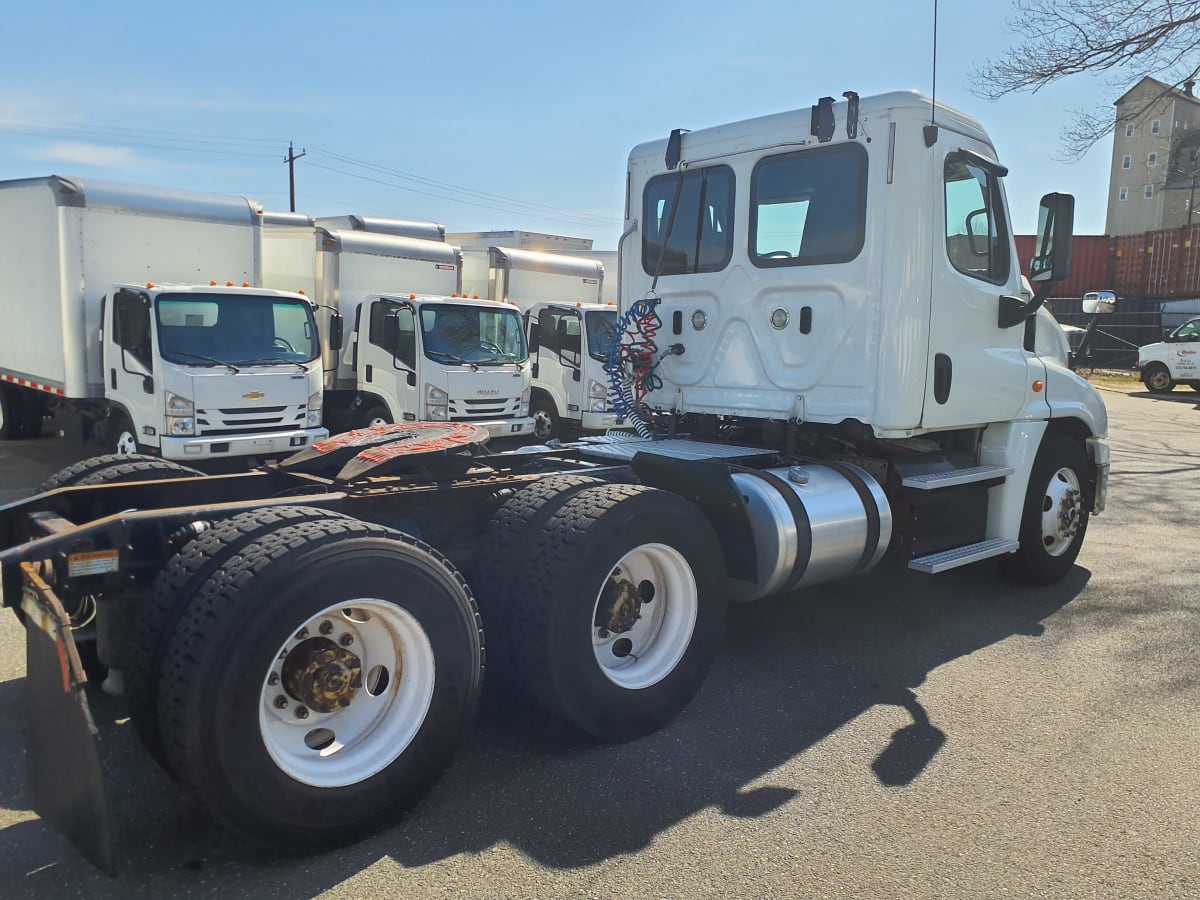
[419,303,527,365]
[155,293,320,367]
[585,309,619,361]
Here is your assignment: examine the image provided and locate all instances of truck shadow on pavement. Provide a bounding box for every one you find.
[0,562,1085,895]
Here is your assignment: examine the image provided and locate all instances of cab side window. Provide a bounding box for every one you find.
[944,153,1010,284]
[369,301,416,368]
[113,290,153,370]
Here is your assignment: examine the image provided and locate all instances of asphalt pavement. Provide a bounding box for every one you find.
[0,385,1196,898]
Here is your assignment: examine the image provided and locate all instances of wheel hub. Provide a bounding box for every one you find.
[280,636,363,713]
[596,573,643,634]
[1056,488,1082,539]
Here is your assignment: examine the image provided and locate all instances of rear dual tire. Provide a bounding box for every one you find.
[507,484,726,741]
[153,517,483,847]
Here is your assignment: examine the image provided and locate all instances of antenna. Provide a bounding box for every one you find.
[924,0,940,147]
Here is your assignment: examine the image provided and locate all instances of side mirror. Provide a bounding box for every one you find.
[1081,291,1116,315]
[528,321,541,353]
[328,313,344,353]
[382,313,400,353]
[1029,192,1075,284]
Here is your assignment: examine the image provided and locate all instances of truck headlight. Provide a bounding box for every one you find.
[165,391,196,435]
[587,379,608,411]
[425,384,449,420]
[307,391,323,428]
[165,391,194,416]
[166,416,195,436]
[520,386,531,417]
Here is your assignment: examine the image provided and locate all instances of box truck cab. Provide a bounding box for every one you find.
[355,292,533,436]
[0,175,327,458]
[103,281,325,459]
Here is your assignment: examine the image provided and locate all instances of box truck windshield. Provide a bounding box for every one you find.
[419,304,527,365]
[156,294,320,367]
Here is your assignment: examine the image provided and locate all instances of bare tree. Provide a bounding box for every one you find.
[975,1,1200,157]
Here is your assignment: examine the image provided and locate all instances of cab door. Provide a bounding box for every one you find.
[356,299,419,420]
[535,306,582,418]
[105,289,161,445]
[922,141,1038,429]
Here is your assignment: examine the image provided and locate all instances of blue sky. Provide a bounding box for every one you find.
[1,1,1118,247]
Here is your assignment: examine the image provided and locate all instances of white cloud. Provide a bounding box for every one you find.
[17,141,143,170]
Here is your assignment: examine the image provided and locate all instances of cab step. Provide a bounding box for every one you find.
[908,538,1018,574]
[901,464,1013,490]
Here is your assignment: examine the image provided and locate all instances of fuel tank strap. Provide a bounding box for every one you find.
[822,461,883,575]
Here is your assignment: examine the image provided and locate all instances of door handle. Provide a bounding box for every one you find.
[933,354,952,404]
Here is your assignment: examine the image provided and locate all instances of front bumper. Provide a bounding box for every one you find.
[580,411,621,432]
[1086,436,1110,514]
[160,427,330,460]
[462,417,535,439]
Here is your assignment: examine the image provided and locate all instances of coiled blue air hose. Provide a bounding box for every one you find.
[602,297,658,438]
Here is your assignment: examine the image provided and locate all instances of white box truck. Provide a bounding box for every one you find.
[2,91,1111,871]
[262,221,535,437]
[474,246,622,437]
[0,176,328,459]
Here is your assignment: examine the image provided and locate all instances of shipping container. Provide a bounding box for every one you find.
[1015,234,1111,299]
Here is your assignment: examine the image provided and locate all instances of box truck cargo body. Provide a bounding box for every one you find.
[0,176,327,458]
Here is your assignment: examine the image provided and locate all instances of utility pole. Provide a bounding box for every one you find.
[284,142,307,212]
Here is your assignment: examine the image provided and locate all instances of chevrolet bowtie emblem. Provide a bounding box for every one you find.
[242,391,266,400]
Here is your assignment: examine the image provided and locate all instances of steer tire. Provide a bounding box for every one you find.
[126,506,351,774]
[156,519,483,848]
[1002,434,1092,586]
[508,483,726,741]
[471,475,605,689]
[37,454,203,494]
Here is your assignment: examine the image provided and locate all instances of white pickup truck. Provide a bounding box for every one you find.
[1138,316,1200,393]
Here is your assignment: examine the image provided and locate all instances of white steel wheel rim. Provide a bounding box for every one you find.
[1148,370,1171,391]
[114,430,138,454]
[367,416,389,428]
[259,599,436,788]
[533,411,553,439]
[591,542,698,690]
[1040,465,1084,557]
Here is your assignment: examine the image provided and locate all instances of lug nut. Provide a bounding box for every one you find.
[274,695,288,709]
[296,706,309,719]
[296,627,309,640]
[267,673,279,686]
[339,633,354,646]
[319,620,334,635]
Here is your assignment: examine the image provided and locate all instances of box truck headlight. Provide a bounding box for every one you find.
[426,384,449,420]
[587,379,608,412]
[165,391,196,436]
[306,391,323,428]
[520,386,531,417]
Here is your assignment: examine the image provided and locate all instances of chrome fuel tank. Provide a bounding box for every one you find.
[727,464,892,602]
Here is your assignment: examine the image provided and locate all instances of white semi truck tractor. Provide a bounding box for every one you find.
[0,176,328,459]
[0,91,1109,872]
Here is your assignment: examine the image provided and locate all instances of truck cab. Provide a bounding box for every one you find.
[354,293,533,437]
[1138,315,1200,393]
[527,301,620,437]
[103,282,326,459]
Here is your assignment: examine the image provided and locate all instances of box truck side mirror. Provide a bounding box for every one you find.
[328,313,344,353]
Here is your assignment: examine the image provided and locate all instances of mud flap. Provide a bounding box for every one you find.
[20,563,115,876]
